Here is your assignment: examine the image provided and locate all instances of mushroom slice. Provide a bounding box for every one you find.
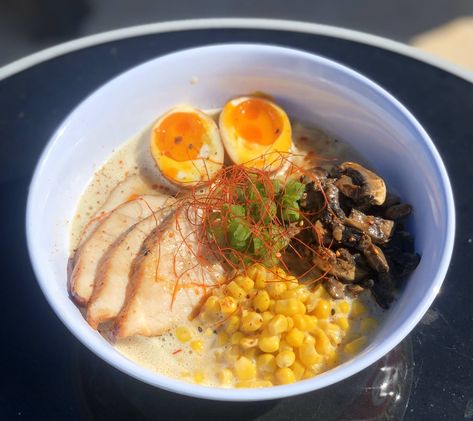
[69,194,173,306]
[345,208,394,244]
[334,162,386,206]
[312,247,356,282]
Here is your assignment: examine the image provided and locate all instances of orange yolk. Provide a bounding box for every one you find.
[229,98,283,145]
[153,112,205,162]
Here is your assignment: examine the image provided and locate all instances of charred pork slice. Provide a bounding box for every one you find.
[114,205,224,339]
[70,194,173,306]
[86,201,176,329]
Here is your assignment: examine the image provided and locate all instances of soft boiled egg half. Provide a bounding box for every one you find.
[219,96,292,171]
[150,107,224,186]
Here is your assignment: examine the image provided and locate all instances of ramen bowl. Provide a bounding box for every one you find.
[26,44,455,401]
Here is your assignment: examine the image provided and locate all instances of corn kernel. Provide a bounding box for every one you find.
[299,342,322,367]
[313,299,331,319]
[236,380,273,388]
[275,367,296,384]
[190,340,204,352]
[267,281,287,299]
[243,347,258,360]
[253,290,271,312]
[234,356,256,381]
[247,264,261,280]
[344,336,368,355]
[361,317,378,333]
[225,345,240,363]
[276,350,296,368]
[338,300,350,314]
[262,311,273,324]
[254,269,267,289]
[279,339,293,352]
[240,336,258,349]
[241,312,263,332]
[204,295,221,314]
[226,281,246,300]
[225,315,240,334]
[275,298,305,316]
[217,332,228,346]
[175,326,192,343]
[335,317,350,331]
[303,315,318,332]
[257,353,277,373]
[292,314,307,330]
[218,368,234,385]
[319,321,343,345]
[291,361,305,380]
[268,314,288,335]
[220,296,237,314]
[193,371,204,383]
[231,332,244,345]
[281,289,299,299]
[285,275,299,289]
[326,350,340,368]
[235,275,254,291]
[286,327,305,347]
[311,284,328,298]
[350,300,366,317]
[286,316,294,330]
[258,335,280,353]
[302,369,315,380]
[313,328,333,355]
[303,333,316,344]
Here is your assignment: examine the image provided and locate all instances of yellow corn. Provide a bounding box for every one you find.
[335,317,350,331]
[175,326,192,343]
[240,336,258,349]
[350,300,366,317]
[344,336,368,355]
[247,263,262,280]
[361,317,378,333]
[276,350,296,368]
[303,333,315,344]
[234,356,256,381]
[231,332,244,345]
[225,345,240,363]
[318,321,343,345]
[262,311,273,324]
[220,296,237,314]
[236,380,273,388]
[338,300,351,314]
[204,295,220,314]
[226,281,246,300]
[313,328,332,355]
[267,281,287,299]
[290,361,305,380]
[234,275,254,291]
[275,298,305,316]
[216,332,228,346]
[291,314,307,330]
[267,314,288,335]
[313,299,331,319]
[190,340,204,352]
[258,335,280,353]
[254,269,267,289]
[299,342,322,367]
[275,367,296,385]
[243,347,258,360]
[241,312,263,332]
[257,353,277,373]
[279,339,293,352]
[303,315,318,332]
[285,327,305,347]
[225,315,240,334]
[218,368,234,385]
[193,370,205,384]
[281,289,299,299]
[253,290,271,312]
[286,316,294,330]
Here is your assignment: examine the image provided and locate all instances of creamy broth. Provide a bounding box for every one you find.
[71,117,380,387]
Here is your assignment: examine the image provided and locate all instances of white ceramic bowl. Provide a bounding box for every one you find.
[26,44,455,401]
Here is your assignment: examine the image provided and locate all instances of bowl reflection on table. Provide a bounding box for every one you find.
[26,44,454,401]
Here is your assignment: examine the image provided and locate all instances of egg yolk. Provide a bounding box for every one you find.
[154,112,205,162]
[230,98,283,145]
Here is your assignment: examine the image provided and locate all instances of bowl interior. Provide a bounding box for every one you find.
[27,44,454,401]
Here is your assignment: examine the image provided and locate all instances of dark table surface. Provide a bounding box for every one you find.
[1,26,472,421]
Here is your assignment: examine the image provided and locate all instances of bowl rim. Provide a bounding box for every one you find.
[26,43,455,401]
